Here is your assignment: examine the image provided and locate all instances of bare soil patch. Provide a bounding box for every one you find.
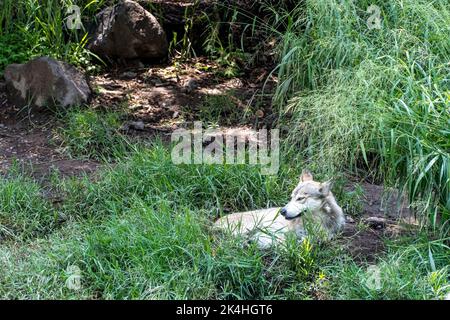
[341,182,415,263]
[0,88,99,179]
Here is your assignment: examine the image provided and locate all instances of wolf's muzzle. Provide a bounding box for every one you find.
[281,207,303,220]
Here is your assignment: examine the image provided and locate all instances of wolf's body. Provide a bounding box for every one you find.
[214,170,345,248]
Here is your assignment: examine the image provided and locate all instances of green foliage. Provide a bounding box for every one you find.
[0,143,315,299]
[197,93,243,125]
[167,0,202,59]
[0,32,31,73]
[56,108,131,160]
[202,5,248,78]
[68,141,292,216]
[0,0,448,300]
[333,179,365,217]
[0,143,447,299]
[327,235,450,299]
[268,0,449,225]
[0,173,57,240]
[0,0,104,72]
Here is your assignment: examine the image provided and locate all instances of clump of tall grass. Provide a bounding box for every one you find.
[55,108,132,160]
[64,140,294,217]
[0,172,57,240]
[328,235,450,299]
[267,0,449,226]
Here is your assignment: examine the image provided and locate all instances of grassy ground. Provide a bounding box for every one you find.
[0,0,449,300]
[0,134,448,299]
[0,136,448,299]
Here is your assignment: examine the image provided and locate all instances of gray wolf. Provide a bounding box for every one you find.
[214,170,345,248]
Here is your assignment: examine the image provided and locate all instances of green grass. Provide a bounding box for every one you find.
[265,0,449,226]
[61,141,294,217]
[197,93,242,126]
[0,171,57,241]
[0,0,106,72]
[0,143,312,299]
[327,235,450,300]
[55,108,133,161]
[0,143,447,299]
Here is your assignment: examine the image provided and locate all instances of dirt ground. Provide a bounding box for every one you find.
[1,57,275,174]
[341,182,416,262]
[0,58,414,263]
[91,58,277,133]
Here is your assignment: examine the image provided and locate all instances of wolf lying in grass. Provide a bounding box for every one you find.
[215,170,345,248]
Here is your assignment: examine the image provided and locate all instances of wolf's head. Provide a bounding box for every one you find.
[280,170,333,220]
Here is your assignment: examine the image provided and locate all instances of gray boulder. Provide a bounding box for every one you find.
[88,0,168,61]
[4,57,91,108]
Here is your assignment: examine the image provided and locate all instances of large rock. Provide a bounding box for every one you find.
[4,57,91,108]
[88,0,168,61]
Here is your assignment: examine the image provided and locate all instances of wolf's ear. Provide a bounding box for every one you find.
[319,180,332,196]
[300,169,313,182]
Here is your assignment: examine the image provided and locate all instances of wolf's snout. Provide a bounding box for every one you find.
[282,202,305,220]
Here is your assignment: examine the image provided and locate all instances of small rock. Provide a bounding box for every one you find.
[364,216,387,229]
[182,78,198,93]
[129,120,145,131]
[255,110,265,118]
[120,71,137,79]
[345,216,355,223]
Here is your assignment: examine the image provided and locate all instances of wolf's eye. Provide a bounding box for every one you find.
[297,196,305,201]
